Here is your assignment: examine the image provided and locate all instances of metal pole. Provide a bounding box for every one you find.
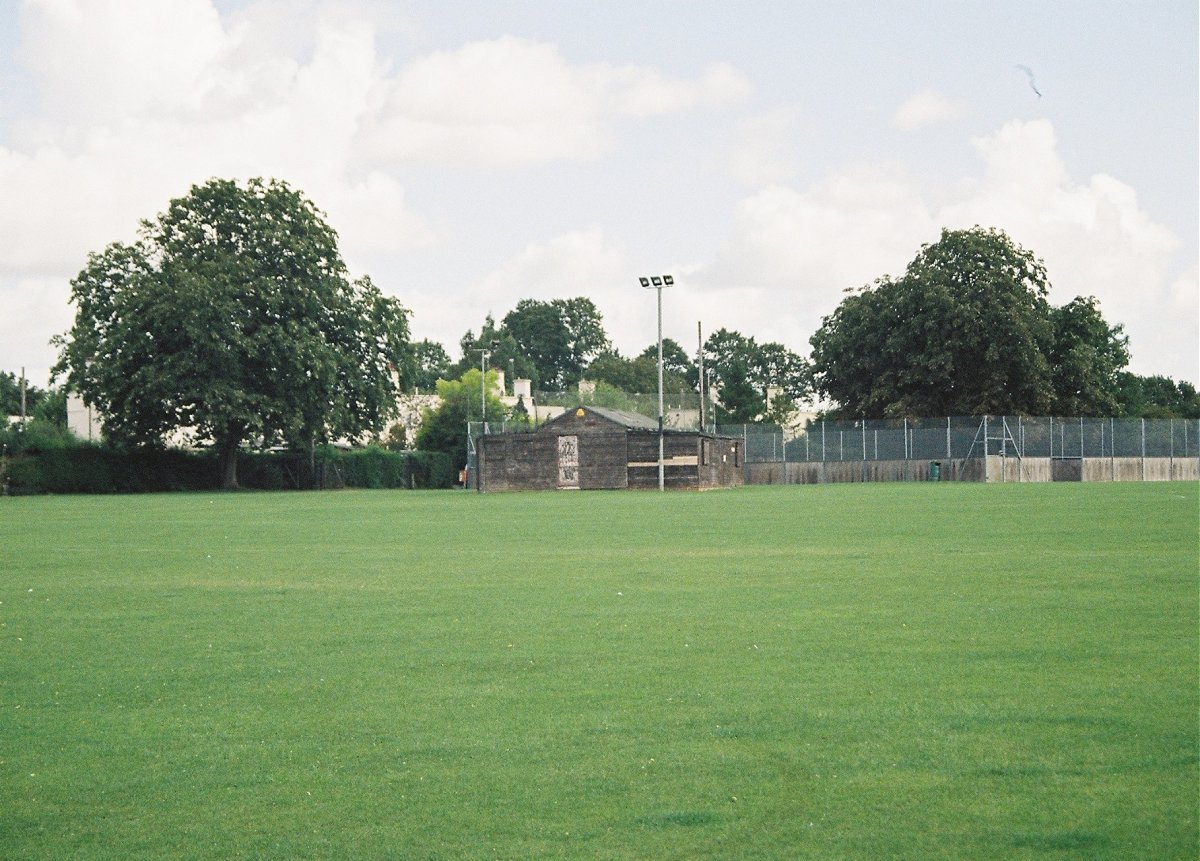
[946,416,951,460]
[697,321,705,431]
[1141,418,1146,481]
[656,284,665,491]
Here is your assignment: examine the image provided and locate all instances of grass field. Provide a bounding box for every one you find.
[1,483,1197,860]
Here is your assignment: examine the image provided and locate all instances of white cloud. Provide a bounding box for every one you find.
[729,106,803,186]
[16,0,230,125]
[472,229,626,304]
[0,275,75,387]
[358,36,751,165]
[893,89,967,131]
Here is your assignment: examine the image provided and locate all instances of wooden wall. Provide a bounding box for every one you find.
[478,424,745,492]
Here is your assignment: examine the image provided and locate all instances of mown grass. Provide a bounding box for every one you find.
[1,483,1196,860]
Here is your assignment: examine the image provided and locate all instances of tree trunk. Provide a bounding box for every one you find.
[218,438,240,490]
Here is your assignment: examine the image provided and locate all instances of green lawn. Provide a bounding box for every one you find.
[1,483,1196,860]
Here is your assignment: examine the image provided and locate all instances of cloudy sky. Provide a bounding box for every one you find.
[1,0,1196,390]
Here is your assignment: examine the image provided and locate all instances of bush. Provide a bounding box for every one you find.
[2,443,456,494]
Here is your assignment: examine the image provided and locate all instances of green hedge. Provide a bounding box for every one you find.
[1,445,454,495]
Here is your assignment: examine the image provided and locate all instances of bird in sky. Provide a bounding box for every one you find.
[1016,64,1042,98]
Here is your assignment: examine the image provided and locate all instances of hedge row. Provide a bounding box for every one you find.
[1,445,455,495]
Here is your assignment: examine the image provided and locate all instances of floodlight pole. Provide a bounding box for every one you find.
[477,348,490,427]
[475,339,500,429]
[640,275,673,491]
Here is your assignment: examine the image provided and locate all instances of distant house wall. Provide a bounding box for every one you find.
[66,393,101,442]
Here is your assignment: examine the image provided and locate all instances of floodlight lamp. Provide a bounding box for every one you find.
[651,276,663,287]
[662,275,674,286]
[639,277,651,288]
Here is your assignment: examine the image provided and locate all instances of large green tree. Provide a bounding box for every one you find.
[1047,296,1129,416]
[586,340,694,395]
[810,227,1130,418]
[414,368,506,471]
[1114,373,1200,418]
[455,315,539,390]
[502,297,610,390]
[53,178,411,488]
[411,339,452,393]
[0,372,65,427]
[702,329,809,423]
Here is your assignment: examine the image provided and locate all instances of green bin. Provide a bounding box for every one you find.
[930,461,941,482]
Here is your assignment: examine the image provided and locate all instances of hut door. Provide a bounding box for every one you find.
[557,435,580,488]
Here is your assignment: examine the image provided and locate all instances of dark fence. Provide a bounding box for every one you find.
[720,417,1200,463]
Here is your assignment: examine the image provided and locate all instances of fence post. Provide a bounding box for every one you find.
[946,417,951,460]
[1080,417,1084,459]
[1111,417,1116,481]
[821,421,826,464]
[862,421,867,461]
[1141,418,1146,482]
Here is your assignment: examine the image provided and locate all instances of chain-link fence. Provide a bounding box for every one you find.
[722,416,1200,463]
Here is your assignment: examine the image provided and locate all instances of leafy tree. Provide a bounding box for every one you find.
[1115,373,1200,418]
[414,368,506,471]
[502,297,610,390]
[810,227,1061,417]
[1047,296,1129,416]
[637,338,696,385]
[713,357,762,423]
[752,342,809,401]
[411,340,452,393]
[455,315,539,390]
[32,387,67,426]
[585,344,692,396]
[584,350,638,392]
[53,178,411,488]
[0,371,60,420]
[701,329,808,422]
[765,391,802,429]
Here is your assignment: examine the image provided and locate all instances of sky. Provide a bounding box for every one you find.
[1,0,1197,392]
